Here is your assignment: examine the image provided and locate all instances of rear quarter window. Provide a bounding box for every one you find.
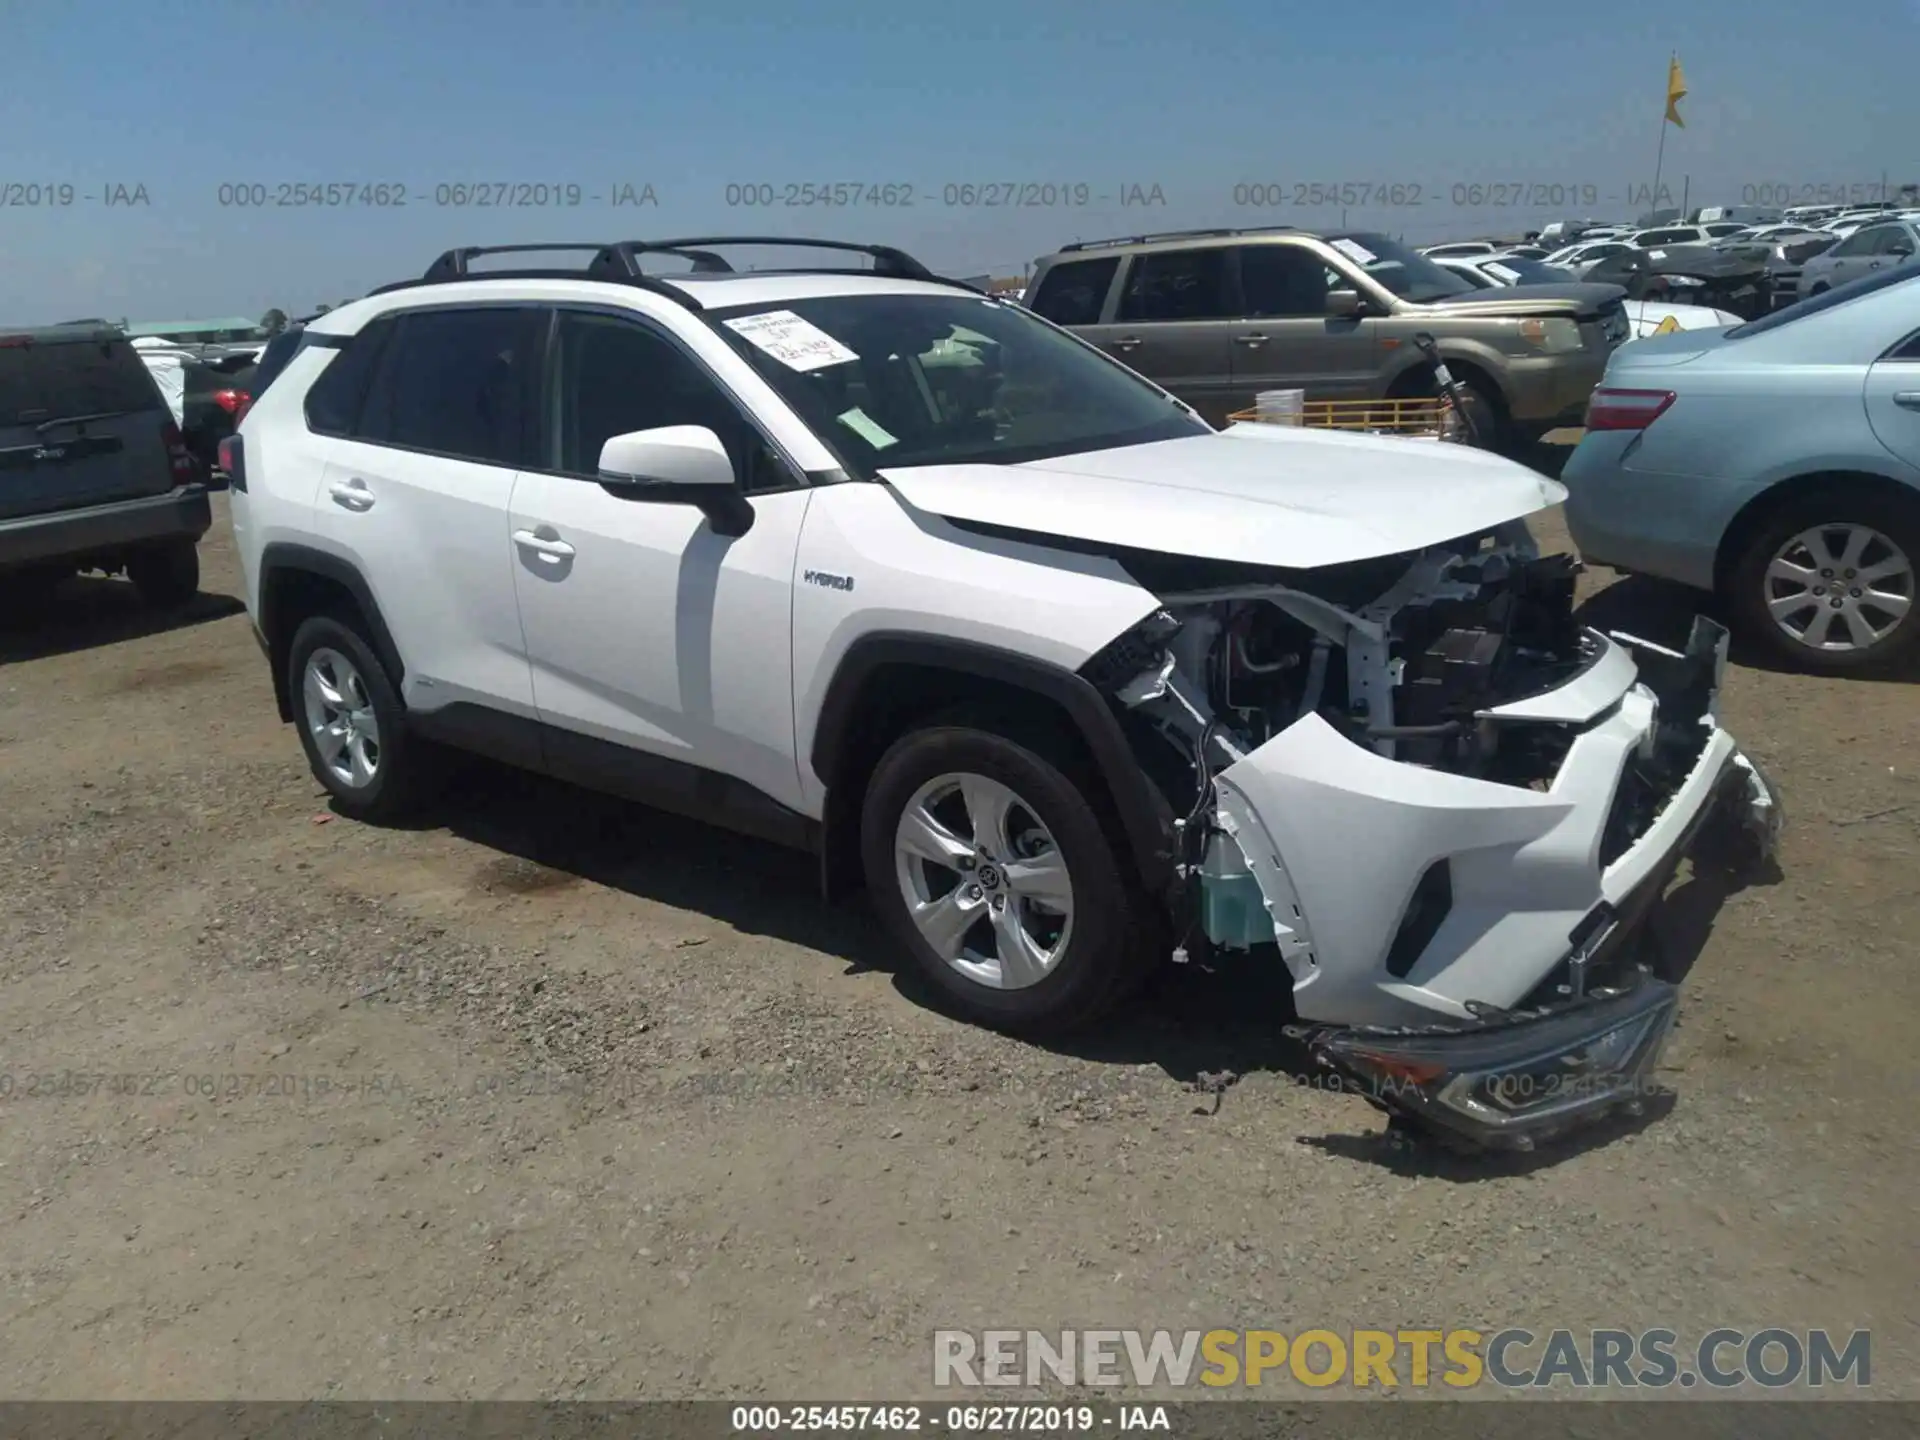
[1028,257,1121,326]
[0,333,164,426]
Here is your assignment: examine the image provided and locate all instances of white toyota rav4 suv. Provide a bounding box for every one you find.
[226,238,1781,1151]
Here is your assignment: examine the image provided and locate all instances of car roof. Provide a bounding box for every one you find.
[0,322,130,345]
[1038,226,1326,259]
[308,271,976,336]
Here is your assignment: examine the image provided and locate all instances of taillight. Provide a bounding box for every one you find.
[213,388,247,414]
[1585,387,1676,432]
[161,420,197,481]
[217,434,246,491]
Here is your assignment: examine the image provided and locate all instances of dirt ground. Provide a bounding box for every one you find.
[2,488,1916,1400]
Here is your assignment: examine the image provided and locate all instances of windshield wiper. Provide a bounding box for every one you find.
[35,408,141,433]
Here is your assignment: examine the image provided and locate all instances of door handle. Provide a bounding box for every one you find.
[1109,336,1143,352]
[512,529,576,560]
[327,479,374,511]
[1235,333,1270,348]
[1892,392,1920,411]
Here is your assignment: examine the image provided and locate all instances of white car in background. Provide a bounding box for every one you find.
[1417,241,1503,259]
[1627,225,1717,249]
[1541,239,1635,276]
[1430,254,1740,339]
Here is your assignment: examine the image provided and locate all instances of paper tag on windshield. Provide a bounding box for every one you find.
[723,310,858,372]
[1483,262,1521,283]
[1329,238,1377,265]
[837,407,897,449]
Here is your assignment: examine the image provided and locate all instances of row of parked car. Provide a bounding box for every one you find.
[1426,204,1920,312]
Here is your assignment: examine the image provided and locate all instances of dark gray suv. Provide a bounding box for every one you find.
[1026,226,1631,446]
[1,325,212,609]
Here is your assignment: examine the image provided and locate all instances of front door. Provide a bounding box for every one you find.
[508,308,811,815]
[1226,243,1381,409]
[1079,248,1236,423]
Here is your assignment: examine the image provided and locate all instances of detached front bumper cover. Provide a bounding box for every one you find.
[1291,972,1678,1153]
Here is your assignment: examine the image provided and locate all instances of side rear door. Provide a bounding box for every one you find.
[1228,242,1382,405]
[312,305,540,718]
[0,329,183,520]
[1081,248,1237,422]
[1864,324,1920,474]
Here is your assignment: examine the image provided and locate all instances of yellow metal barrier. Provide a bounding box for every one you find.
[1226,396,1458,439]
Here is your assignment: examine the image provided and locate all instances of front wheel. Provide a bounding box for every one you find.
[1726,491,1919,672]
[859,723,1152,1035]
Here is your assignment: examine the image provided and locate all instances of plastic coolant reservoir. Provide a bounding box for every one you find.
[1198,831,1278,949]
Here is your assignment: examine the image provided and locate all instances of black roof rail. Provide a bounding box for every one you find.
[367,243,705,311]
[628,236,942,281]
[1057,225,1304,253]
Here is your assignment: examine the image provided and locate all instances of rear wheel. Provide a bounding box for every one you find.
[859,722,1152,1035]
[126,539,199,609]
[287,614,429,821]
[1727,490,1920,672]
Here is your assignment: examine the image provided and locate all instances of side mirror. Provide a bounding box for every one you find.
[596,425,753,537]
[1326,288,1367,318]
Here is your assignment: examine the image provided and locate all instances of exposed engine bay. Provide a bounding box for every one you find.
[1084,522,1599,805]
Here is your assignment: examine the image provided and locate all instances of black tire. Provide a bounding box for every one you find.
[126,540,199,609]
[1808,282,1830,297]
[286,613,428,821]
[1726,487,1920,673]
[859,721,1154,1035]
[1399,366,1508,452]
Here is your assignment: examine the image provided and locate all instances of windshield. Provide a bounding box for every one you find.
[1330,233,1476,301]
[706,292,1208,474]
[1725,262,1920,339]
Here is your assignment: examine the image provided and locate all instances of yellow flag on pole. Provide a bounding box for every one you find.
[1665,55,1687,127]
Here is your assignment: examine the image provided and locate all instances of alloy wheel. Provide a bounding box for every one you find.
[1763,523,1914,653]
[892,772,1074,990]
[302,646,383,789]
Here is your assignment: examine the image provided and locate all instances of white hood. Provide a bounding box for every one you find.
[878,427,1565,569]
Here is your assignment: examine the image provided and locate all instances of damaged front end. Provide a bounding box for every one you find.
[1079,527,1783,1151]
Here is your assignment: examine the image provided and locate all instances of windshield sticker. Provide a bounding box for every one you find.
[1648,249,1667,260]
[1329,238,1378,266]
[723,310,859,372]
[1483,262,1522,283]
[837,406,898,449]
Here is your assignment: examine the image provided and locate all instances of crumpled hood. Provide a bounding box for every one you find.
[879,428,1567,569]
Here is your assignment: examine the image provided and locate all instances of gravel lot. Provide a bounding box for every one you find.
[2,490,1916,1400]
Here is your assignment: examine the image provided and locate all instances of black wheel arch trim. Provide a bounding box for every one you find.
[810,632,1176,896]
[258,542,407,722]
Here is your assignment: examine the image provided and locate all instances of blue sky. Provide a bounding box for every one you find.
[2,0,1914,323]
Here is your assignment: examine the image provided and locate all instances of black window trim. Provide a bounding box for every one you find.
[327,301,545,470]
[528,301,815,497]
[1881,327,1920,362]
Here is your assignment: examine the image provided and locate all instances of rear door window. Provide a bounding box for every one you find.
[1027,257,1121,326]
[357,308,542,466]
[1117,249,1232,322]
